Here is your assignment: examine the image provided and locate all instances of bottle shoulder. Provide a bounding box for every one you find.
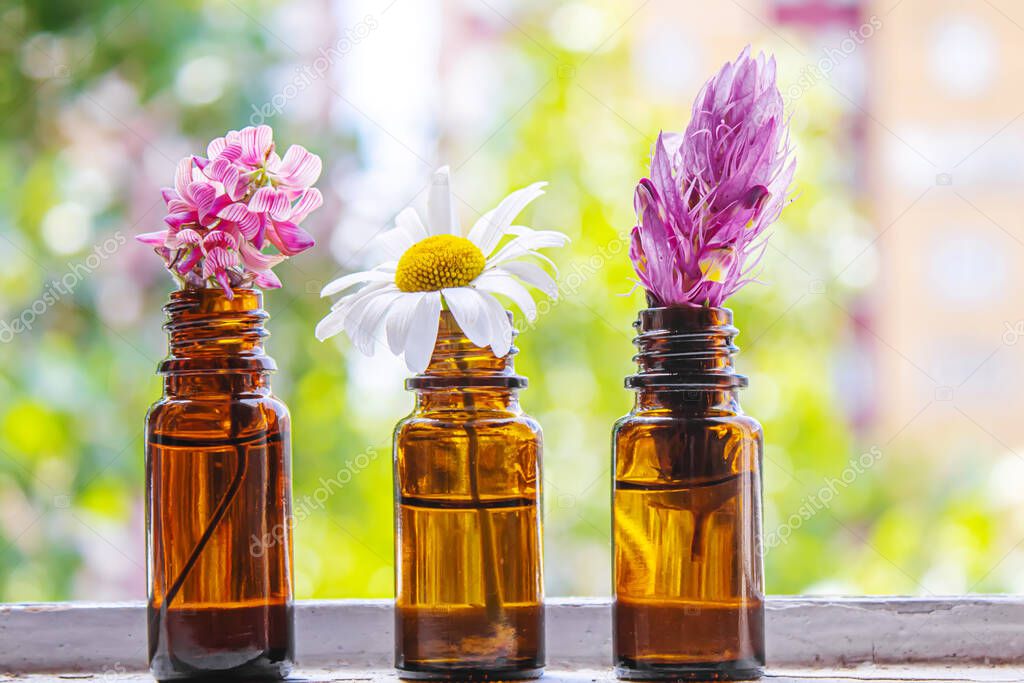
[613,409,762,485]
[396,410,541,437]
[395,411,541,501]
[615,409,762,438]
[146,392,290,439]
[148,390,288,410]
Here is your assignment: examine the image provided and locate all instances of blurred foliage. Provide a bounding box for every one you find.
[0,0,1015,602]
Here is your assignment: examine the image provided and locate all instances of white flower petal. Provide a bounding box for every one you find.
[494,261,559,299]
[480,292,512,357]
[385,292,425,356]
[330,280,390,312]
[442,287,490,348]
[395,207,428,243]
[487,229,570,267]
[508,228,572,250]
[375,226,417,260]
[315,308,348,341]
[428,165,458,236]
[494,244,557,271]
[320,268,396,297]
[467,181,547,256]
[404,291,442,373]
[473,271,538,322]
[345,287,403,356]
[319,281,388,340]
[507,224,555,237]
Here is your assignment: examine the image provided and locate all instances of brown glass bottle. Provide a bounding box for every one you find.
[394,311,545,680]
[146,288,294,681]
[613,306,764,681]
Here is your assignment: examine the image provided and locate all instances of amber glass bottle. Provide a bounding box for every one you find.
[394,311,545,680]
[146,288,294,681]
[613,306,764,681]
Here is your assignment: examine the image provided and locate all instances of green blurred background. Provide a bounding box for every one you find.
[2,0,1022,601]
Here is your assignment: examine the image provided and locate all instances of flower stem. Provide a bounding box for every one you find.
[457,362,503,623]
[152,403,250,654]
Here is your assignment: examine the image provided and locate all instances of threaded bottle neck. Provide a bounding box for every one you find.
[626,306,747,391]
[159,288,276,379]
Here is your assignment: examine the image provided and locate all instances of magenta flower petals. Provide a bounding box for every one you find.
[165,197,194,215]
[269,145,322,193]
[176,246,203,275]
[206,137,224,160]
[204,158,246,201]
[290,188,323,224]
[136,230,170,247]
[239,240,286,270]
[171,228,202,248]
[173,157,193,198]
[188,183,218,223]
[237,125,274,166]
[216,143,244,165]
[630,47,794,308]
[202,230,237,253]
[249,187,292,221]
[252,269,283,289]
[202,246,239,294]
[218,202,262,241]
[142,125,321,295]
[239,241,285,290]
[267,220,315,256]
[163,212,194,230]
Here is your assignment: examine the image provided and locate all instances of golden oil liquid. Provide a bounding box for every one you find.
[394,393,544,678]
[612,403,764,680]
[397,494,543,673]
[147,430,293,680]
[614,473,763,676]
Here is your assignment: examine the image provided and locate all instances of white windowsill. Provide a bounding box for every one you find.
[2,667,1023,682]
[1,597,1022,681]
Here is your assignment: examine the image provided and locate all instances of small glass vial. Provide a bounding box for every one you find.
[146,288,294,681]
[613,306,764,681]
[394,311,545,680]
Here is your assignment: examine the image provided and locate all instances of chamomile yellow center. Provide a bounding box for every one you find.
[395,234,486,292]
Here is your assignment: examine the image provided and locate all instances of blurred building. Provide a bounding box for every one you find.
[867,0,1024,454]
[765,0,1024,457]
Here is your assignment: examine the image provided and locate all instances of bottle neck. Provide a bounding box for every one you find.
[627,306,747,413]
[407,311,525,412]
[635,388,741,413]
[159,288,275,397]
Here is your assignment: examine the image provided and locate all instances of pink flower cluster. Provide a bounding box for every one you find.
[630,47,795,308]
[138,125,321,298]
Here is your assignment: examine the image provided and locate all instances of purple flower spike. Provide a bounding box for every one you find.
[630,47,795,308]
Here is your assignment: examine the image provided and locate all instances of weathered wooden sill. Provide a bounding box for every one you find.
[2,597,1022,682]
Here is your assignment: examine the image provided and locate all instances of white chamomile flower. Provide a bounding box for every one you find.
[315,166,569,373]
